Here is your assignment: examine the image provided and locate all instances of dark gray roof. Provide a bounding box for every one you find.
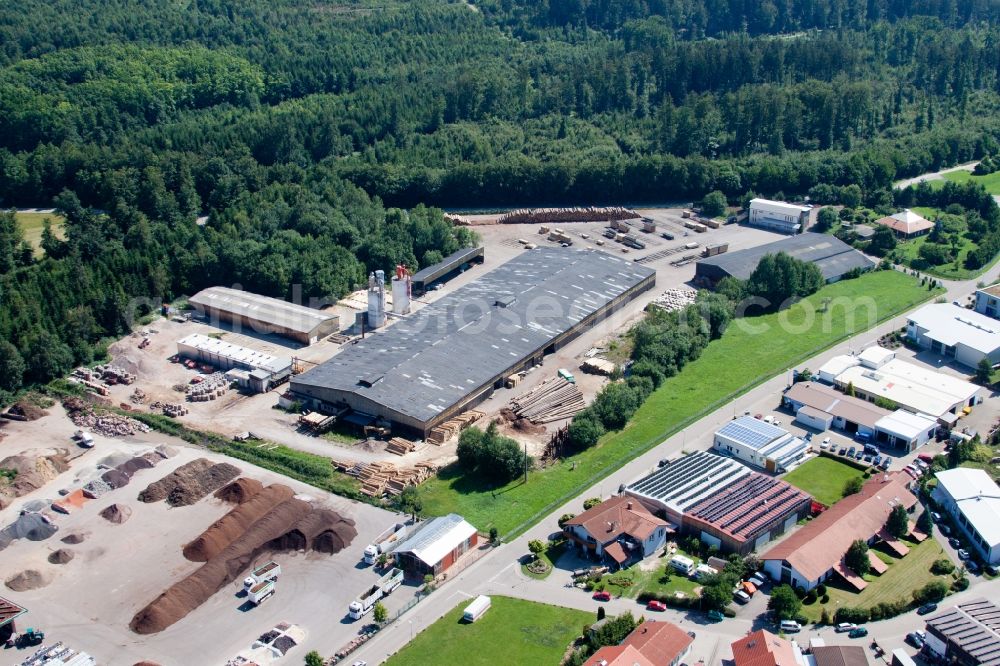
[292,248,654,424]
[411,246,484,286]
[189,286,335,335]
[926,598,1000,666]
[696,232,875,281]
[627,451,752,514]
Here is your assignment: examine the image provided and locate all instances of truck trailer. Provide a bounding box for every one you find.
[363,523,408,565]
[247,579,275,606]
[348,568,404,620]
[243,561,281,590]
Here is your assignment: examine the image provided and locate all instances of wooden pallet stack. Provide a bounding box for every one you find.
[509,377,585,424]
[386,437,417,456]
[427,410,485,444]
[331,459,439,498]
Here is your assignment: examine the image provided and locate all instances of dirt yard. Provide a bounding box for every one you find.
[0,408,412,666]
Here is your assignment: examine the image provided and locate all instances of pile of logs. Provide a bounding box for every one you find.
[509,378,585,424]
[386,437,417,456]
[333,460,438,498]
[498,207,639,225]
[427,410,485,445]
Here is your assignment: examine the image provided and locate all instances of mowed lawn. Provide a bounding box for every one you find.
[941,168,1000,194]
[13,210,66,257]
[782,457,865,507]
[801,537,949,622]
[384,596,590,666]
[420,270,938,537]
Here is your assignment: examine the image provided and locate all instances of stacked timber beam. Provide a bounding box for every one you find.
[332,459,438,498]
[427,410,485,445]
[386,437,417,456]
[509,377,585,424]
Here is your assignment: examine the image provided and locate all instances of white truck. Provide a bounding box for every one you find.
[363,523,408,565]
[247,579,275,606]
[243,561,281,590]
[348,568,403,620]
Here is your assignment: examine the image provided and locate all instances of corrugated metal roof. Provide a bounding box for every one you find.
[926,598,1000,666]
[627,451,751,514]
[387,514,477,567]
[291,248,654,424]
[696,232,874,281]
[411,246,484,286]
[189,286,336,336]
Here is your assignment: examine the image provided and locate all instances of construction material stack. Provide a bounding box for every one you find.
[509,377,586,424]
[334,460,439,498]
[427,410,485,444]
[385,437,417,456]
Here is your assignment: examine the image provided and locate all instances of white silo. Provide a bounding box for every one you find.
[367,270,386,328]
[391,264,411,315]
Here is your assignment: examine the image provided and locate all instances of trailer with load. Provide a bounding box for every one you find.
[247,579,275,606]
[348,568,404,620]
[363,523,408,565]
[701,243,728,258]
[243,561,281,590]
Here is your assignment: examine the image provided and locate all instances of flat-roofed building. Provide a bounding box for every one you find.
[974,284,1000,319]
[811,646,871,666]
[933,469,1000,565]
[410,246,485,295]
[748,199,811,234]
[874,410,938,452]
[784,381,889,436]
[924,598,1000,666]
[713,416,808,473]
[290,248,655,437]
[907,303,1000,369]
[177,333,292,393]
[189,286,338,345]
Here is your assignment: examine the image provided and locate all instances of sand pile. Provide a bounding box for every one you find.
[119,457,155,477]
[155,445,177,459]
[101,456,157,490]
[138,459,240,507]
[8,401,46,420]
[0,451,70,505]
[100,503,132,524]
[49,549,75,564]
[183,484,295,562]
[62,532,86,544]
[6,569,51,591]
[131,491,356,634]
[215,478,263,505]
[0,511,58,550]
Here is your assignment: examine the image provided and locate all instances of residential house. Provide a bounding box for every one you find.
[585,621,694,666]
[563,495,669,568]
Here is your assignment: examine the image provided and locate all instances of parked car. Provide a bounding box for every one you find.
[855,450,866,460]
[835,623,858,633]
[707,610,725,622]
[820,437,831,449]
[839,447,848,456]
[848,627,869,638]
[873,455,883,467]
[917,603,938,616]
[966,561,981,574]
[949,538,962,549]
[939,524,951,536]
[958,549,971,560]
[647,600,667,611]
[749,574,767,588]
[906,632,925,648]
[881,457,892,469]
[734,590,751,604]
[593,591,611,601]
[847,447,856,458]
[931,512,942,522]
[863,454,873,464]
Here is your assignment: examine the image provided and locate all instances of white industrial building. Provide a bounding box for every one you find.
[907,303,1000,369]
[713,416,808,472]
[177,333,292,393]
[820,348,982,422]
[189,286,338,345]
[747,198,811,234]
[974,284,1000,319]
[933,469,1000,566]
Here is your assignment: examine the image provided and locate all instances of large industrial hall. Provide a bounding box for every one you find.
[290,247,655,437]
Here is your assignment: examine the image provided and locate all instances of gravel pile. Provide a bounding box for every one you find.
[82,478,113,498]
[0,511,58,550]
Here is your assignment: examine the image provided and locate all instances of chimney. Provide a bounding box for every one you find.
[626,501,633,510]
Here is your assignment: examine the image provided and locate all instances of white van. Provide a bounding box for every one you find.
[669,555,696,576]
[463,595,491,623]
[694,563,718,580]
[780,620,802,633]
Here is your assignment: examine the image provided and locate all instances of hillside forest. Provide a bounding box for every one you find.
[3,0,1000,396]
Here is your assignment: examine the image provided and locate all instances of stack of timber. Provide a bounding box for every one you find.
[427,410,485,444]
[509,378,585,424]
[385,437,417,456]
[333,460,438,498]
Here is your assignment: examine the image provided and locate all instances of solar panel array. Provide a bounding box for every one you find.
[686,474,810,541]
[927,599,1000,666]
[627,452,751,513]
[715,416,787,450]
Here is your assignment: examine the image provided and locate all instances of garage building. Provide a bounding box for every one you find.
[386,513,478,578]
[189,286,338,345]
[694,233,875,287]
[290,248,655,437]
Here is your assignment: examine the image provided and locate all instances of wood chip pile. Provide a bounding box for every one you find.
[509,378,585,424]
[427,410,484,444]
[385,437,417,456]
[333,460,438,498]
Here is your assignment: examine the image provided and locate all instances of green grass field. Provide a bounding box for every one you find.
[420,270,940,537]
[941,168,1000,194]
[802,537,948,622]
[13,211,66,256]
[384,596,590,666]
[782,457,866,507]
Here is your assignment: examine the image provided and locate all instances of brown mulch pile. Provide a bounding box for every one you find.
[214,477,263,505]
[138,459,240,507]
[61,532,86,544]
[100,503,133,524]
[183,484,296,562]
[8,401,46,420]
[5,569,51,591]
[48,548,75,564]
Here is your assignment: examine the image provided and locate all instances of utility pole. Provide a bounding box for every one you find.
[524,441,528,484]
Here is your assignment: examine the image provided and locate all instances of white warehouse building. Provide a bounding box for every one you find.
[933,469,1000,566]
[748,198,811,234]
[713,416,808,473]
[906,303,1000,369]
[177,333,292,393]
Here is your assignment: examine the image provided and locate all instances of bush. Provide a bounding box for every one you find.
[931,558,955,575]
[913,580,948,604]
[835,607,870,623]
[583,497,602,510]
[558,513,576,528]
[952,576,970,591]
[816,584,827,596]
[843,476,864,496]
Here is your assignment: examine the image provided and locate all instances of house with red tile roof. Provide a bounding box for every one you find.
[760,473,916,591]
[731,630,805,666]
[564,495,670,568]
[873,210,934,238]
[585,621,693,666]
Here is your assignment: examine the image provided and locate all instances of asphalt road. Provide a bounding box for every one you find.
[351,257,1000,666]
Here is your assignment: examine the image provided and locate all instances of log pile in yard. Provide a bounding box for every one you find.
[332,460,439,498]
[427,410,485,445]
[498,207,639,225]
[385,437,417,456]
[509,378,585,424]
